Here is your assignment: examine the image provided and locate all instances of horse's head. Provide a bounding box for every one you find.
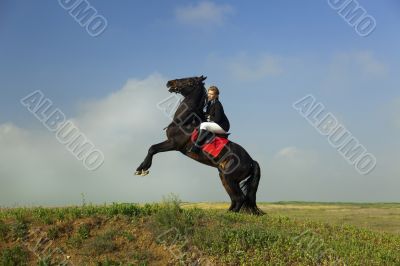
[166,75,207,96]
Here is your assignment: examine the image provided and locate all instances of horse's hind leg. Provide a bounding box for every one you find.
[219,172,245,212]
[218,172,235,211]
[228,178,246,212]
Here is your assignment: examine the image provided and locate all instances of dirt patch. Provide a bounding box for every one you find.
[0,215,176,265]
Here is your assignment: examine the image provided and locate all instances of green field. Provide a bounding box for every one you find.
[1,198,399,265]
[182,201,400,235]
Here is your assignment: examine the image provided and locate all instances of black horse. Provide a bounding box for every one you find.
[135,76,264,215]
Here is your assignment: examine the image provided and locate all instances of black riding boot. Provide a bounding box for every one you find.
[189,129,210,153]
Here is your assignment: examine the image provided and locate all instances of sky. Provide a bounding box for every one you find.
[0,0,399,207]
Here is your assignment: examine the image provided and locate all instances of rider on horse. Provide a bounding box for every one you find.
[189,85,230,153]
[136,76,263,215]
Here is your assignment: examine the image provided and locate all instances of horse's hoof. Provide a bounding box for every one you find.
[134,170,142,176]
[140,170,149,176]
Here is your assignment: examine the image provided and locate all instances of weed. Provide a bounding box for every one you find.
[78,223,91,239]
[86,230,118,255]
[47,225,60,240]
[67,234,83,249]
[11,220,28,240]
[153,194,205,239]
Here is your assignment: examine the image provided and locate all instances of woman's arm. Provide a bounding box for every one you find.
[204,101,211,121]
[212,101,224,123]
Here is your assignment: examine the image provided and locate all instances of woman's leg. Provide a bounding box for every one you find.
[189,122,225,153]
[199,122,226,134]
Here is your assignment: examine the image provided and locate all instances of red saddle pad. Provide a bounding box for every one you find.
[191,128,229,158]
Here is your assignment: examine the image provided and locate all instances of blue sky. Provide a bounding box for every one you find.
[1,0,399,206]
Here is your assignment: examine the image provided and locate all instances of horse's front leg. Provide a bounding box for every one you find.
[135,140,176,176]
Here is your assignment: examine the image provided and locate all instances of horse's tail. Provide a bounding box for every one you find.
[241,160,264,215]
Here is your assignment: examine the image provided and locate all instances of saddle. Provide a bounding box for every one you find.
[190,128,230,158]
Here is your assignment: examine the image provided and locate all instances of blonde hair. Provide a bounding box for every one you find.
[208,86,220,99]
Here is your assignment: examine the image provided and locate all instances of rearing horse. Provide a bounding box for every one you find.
[135,76,264,215]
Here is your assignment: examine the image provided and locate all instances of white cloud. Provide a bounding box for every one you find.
[73,74,171,146]
[261,146,322,201]
[329,51,387,79]
[275,146,300,158]
[353,51,387,76]
[270,146,319,185]
[273,146,317,169]
[208,50,383,83]
[206,52,284,81]
[228,53,283,81]
[318,50,389,97]
[175,1,234,28]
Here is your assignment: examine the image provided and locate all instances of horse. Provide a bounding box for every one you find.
[135,75,264,215]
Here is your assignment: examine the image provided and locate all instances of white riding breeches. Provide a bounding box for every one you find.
[199,122,227,134]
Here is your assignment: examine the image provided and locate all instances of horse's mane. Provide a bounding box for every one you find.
[198,82,207,111]
[164,79,206,130]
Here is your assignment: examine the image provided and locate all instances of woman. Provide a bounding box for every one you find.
[189,85,230,153]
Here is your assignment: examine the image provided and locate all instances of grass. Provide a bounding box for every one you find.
[77,223,91,239]
[85,229,119,255]
[183,201,400,234]
[0,198,399,265]
[47,225,61,240]
[0,219,9,241]
[11,220,29,240]
[121,231,135,242]
[192,213,399,265]
[1,245,29,266]
[95,259,127,266]
[67,234,83,249]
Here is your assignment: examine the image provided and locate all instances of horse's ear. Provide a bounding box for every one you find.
[200,75,207,81]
